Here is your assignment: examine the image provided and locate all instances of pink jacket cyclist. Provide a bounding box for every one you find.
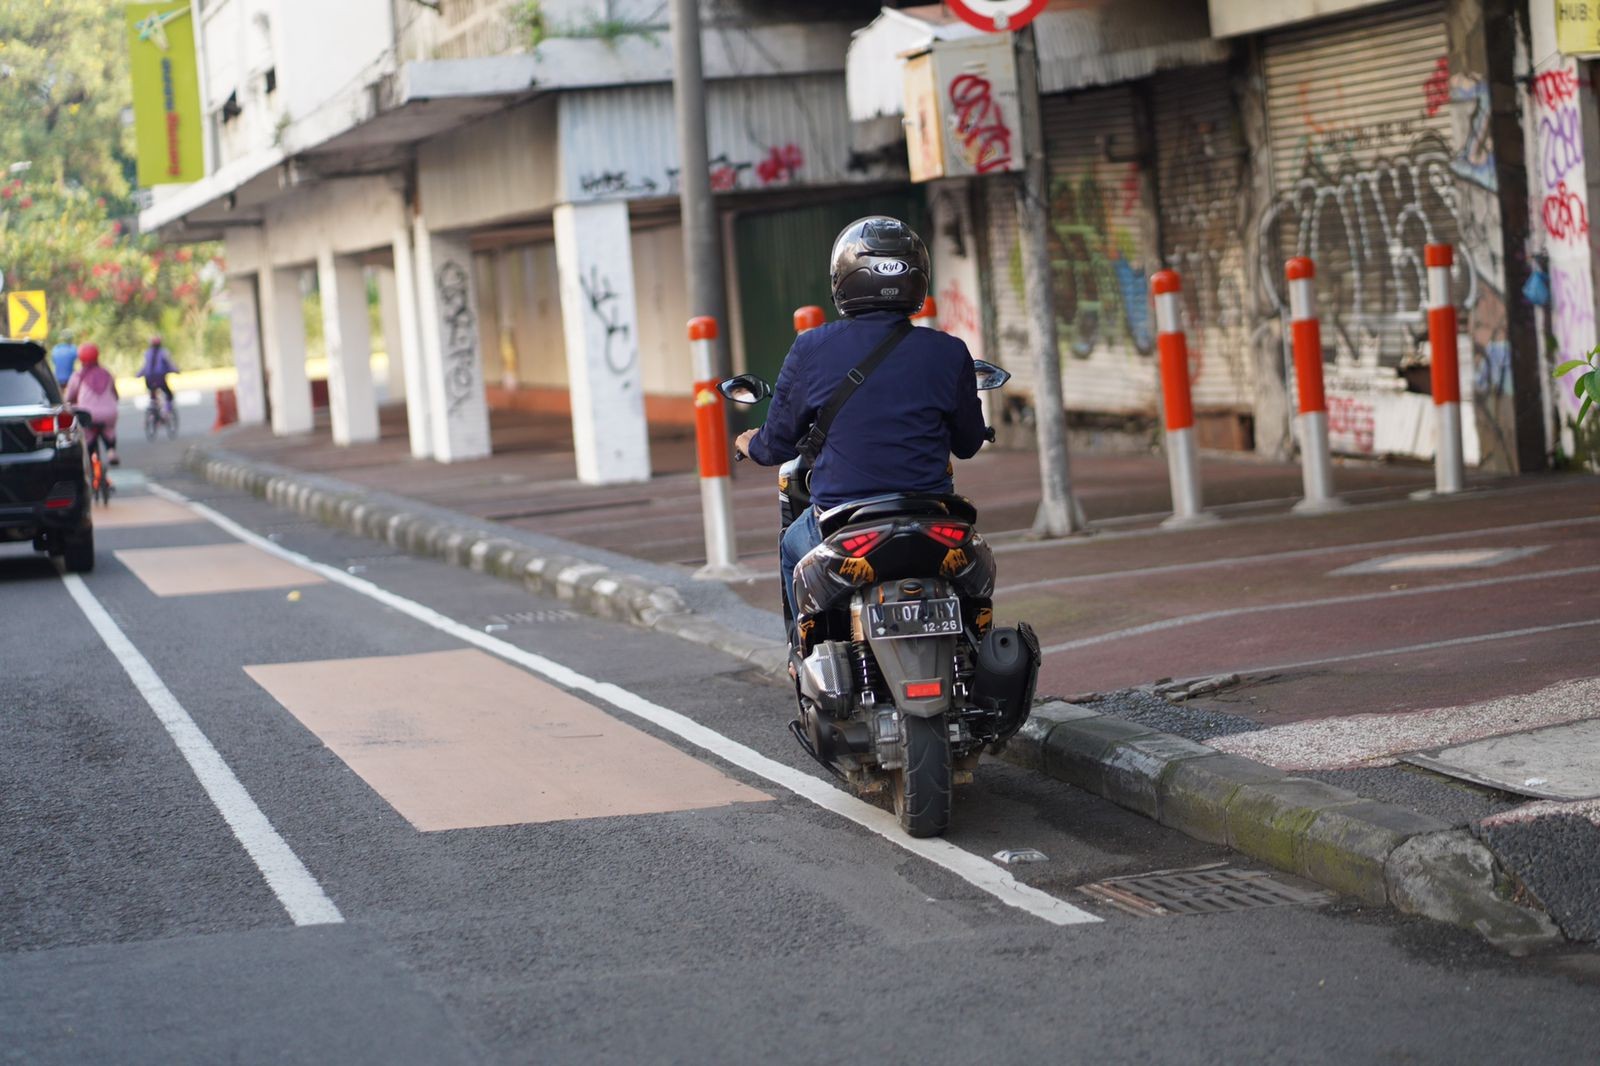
[65,343,120,465]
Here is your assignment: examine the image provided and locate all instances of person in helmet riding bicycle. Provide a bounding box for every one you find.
[64,342,121,465]
[139,335,178,416]
[734,216,987,625]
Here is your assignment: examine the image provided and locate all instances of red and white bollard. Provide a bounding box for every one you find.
[689,316,740,578]
[793,305,826,334]
[1425,244,1465,495]
[1286,258,1340,512]
[911,296,939,326]
[1151,271,1211,527]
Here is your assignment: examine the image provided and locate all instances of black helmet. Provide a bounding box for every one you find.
[829,216,929,317]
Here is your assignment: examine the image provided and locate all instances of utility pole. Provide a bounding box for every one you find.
[669,0,730,382]
[1013,23,1085,536]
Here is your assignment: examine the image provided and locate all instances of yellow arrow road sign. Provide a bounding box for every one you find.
[7,291,48,340]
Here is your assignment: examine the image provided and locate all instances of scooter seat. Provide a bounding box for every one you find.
[817,493,978,538]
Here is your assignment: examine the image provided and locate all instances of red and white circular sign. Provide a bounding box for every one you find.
[945,0,1049,33]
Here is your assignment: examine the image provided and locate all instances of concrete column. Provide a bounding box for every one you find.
[391,226,433,459]
[226,275,268,426]
[316,248,380,446]
[259,264,313,436]
[375,264,407,403]
[553,201,651,484]
[412,217,492,463]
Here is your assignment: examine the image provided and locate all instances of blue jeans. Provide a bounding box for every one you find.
[779,507,822,627]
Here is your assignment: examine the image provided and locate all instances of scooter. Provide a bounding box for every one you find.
[719,362,1039,837]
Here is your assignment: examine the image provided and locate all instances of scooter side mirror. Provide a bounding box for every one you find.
[973,360,1011,391]
[719,374,773,405]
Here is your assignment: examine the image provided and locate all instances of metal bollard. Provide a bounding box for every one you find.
[1151,271,1212,527]
[1286,258,1341,513]
[688,316,740,578]
[1425,244,1465,495]
[793,305,826,334]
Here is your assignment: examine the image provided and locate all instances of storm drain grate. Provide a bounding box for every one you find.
[482,608,581,628]
[1077,866,1333,917]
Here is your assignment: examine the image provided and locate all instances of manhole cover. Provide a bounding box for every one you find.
[483,608,580,627]
[1078,866,1332,917]
[1329,547,1544,576]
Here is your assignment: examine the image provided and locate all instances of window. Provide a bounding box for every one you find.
[0,366,53,407]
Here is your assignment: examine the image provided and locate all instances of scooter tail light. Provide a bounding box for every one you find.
[838,526,889,557]
[923,522,970,547]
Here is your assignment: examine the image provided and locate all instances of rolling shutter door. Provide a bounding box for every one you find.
[1260,1,1455,371]
[1151,65,1252,412]
[1041,86,1155,415]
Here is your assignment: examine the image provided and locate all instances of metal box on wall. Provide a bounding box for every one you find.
[903,35,1023,183]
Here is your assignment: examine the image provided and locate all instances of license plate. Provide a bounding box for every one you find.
[866,597,962,639]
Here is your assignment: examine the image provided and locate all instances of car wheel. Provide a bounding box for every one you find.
[63,530,95,573]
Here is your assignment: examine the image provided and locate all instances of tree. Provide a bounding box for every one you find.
[0,0,226,374]
[0,0,136,205]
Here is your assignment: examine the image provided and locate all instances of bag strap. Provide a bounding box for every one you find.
[795,318,913,462]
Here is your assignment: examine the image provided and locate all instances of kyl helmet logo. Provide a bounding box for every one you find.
[872,260,910,276]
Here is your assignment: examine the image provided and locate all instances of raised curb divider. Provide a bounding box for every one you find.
[183,444,1561,951]
[182,444,790,679]
[1001,701,1562,952]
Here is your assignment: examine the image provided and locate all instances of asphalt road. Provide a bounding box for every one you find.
[3,437,1598,1065]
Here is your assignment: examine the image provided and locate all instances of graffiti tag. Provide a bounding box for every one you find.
[1327,395,1377,453]
[1532,67,1580,111]
[578,266,635,377]
[756,144,804,185]
[1423,57,1450,118]
[1543,181,1590,241]
[946,73,1014,174]
[436,261,478,415]
[1539,105,1584,189]
[579,171,660,197]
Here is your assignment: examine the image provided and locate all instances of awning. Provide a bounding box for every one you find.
[139,56,539,239]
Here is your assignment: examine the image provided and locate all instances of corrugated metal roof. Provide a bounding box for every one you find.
[1035,1,1232,94]
[845,0,1230,120]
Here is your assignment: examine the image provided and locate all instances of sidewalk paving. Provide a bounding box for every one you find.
[190,402,1600,946]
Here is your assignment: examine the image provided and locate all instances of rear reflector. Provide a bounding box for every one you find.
[44,497,74,510]
[904,680,943,699]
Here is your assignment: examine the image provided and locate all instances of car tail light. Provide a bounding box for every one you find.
[904,680,944,699]
[26,410,74,435]
[923,522,970,547]
[838,527,888,557]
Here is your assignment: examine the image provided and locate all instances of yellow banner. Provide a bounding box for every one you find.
[1557,2,1600,55]
[127,2,204,186]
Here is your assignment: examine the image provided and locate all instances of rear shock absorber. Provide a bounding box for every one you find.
[851,641,884,703]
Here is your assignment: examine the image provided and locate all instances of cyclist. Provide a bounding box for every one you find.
[51,329,78,388]
[139,335,178,418]
[64,343,120,466]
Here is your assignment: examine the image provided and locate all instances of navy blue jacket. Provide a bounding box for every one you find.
[748,311,987,509]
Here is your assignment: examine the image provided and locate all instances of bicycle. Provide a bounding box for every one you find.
[144,391,179,441]
[86,425,114,507]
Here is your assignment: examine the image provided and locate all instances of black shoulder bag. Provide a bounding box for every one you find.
[793,319,913,464]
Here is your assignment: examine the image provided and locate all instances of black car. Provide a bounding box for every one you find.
[0,339,93,572]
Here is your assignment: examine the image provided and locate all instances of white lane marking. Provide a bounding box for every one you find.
[1198,618,1600,688]
[1209,676,1600,771]
[147,483,1099,928]
[1040,563,1600,656]
[998,515,1600,594]
[60,573,343,927]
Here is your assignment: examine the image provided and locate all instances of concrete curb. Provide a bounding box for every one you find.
[182,445,791,680]
[1001,701,1563,953]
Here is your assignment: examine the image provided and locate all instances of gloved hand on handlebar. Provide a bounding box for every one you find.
[734,428,758,462]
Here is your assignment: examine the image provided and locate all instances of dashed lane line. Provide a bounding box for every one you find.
[1039,563,1600,656]
[147,482,1100,929]
[60,573,343,927]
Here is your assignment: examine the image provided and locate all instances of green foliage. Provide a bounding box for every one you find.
[508,1,661,51]
[0,0,226,375]
[1552,349,1600,428]
[0,0,135,205]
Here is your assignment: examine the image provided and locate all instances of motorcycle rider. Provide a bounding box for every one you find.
[734,216,987,627]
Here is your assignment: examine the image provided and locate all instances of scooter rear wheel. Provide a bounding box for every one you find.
[893,714,952,837]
